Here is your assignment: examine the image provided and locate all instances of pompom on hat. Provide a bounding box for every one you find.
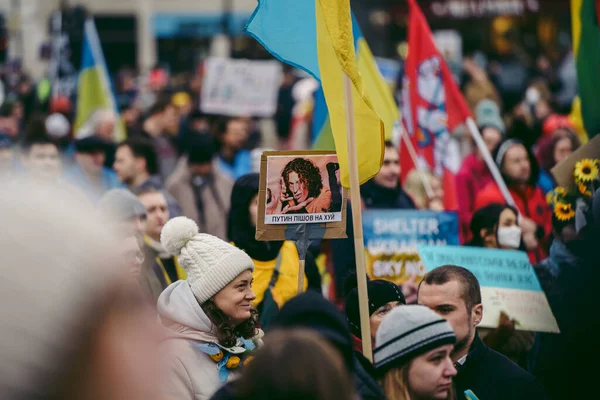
[161,217,255,303]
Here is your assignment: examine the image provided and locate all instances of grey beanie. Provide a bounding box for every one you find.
[98,188,146,221]
[476,99,505,135]
[374,305,455,371]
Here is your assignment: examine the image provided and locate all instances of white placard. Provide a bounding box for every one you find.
[201,57,283,117]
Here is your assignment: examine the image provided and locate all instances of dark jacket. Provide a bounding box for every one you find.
[354,351,385,400]
[454,334,547,400]
[330,180,415,299]
[360,180,416,209]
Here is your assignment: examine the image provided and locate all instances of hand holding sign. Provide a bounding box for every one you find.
[401,274,419,304]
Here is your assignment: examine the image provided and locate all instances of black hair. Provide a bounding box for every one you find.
[468,203,520,248]
[281,158,323,199]
[148,98,172,117]
[20,114,58,154]
[421,265,482,312]
[118,136,159,175]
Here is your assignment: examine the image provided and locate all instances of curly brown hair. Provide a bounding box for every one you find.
[282,158,323,199]
[201,300,259,348]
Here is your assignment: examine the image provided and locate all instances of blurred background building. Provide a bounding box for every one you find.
[0,0,572,79]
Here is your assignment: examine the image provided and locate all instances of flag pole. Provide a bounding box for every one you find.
[465,117,516,207]
[343,72,373,361]
[399,123,435,200]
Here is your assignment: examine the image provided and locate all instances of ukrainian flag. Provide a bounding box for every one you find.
[313,14,399,150]
[74,19,125,142]
[572,0,600,139]
[246,0,387,187]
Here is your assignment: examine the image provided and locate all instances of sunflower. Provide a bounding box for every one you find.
[574,159,599,183]
[550,186,568,205]
[578,182,593,197]
[554,187,567,197]
[209,350,224,362]
[554,202,575,221]
[226,356,241,369]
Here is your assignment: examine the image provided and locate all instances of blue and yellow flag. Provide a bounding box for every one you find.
[313,13,399,151]
[246,0,388,187]
[74,19,125,142]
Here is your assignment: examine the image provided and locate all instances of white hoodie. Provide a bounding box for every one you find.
[157,281,261,400]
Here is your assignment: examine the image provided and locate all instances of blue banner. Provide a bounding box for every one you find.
[418,245,559,333]
[418,245,541,291]
[363,210,459,285]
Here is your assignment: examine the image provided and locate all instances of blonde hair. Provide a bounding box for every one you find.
[383,363,455,400]
[404,169,438,209]
[383,364,412,400]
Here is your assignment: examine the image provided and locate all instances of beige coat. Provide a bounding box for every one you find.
[165,158,233,240]
[158,281,263,400]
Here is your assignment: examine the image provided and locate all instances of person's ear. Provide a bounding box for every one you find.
[480,228,494,246]
[471,303,483,327]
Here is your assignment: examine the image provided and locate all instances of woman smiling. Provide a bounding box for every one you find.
[157,217,263,400]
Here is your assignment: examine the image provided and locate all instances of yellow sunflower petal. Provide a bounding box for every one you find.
[226,356,241,369]
[574,159,599,183]
[554,187,567,196]
[554,202,575,221]
[578,182,592,197]
[210,350,224,362]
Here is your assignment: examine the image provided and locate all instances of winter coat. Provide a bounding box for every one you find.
[456,153,494,243]
[140,236,187,304]
[216,150,252,181]
[246,241,307,308]
[330,181,415,298]
[454,334,547,400]
[158,281,263,400]
[475,182,552,263]
[166,158,233,240]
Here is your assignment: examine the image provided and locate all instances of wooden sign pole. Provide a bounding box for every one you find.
[343,73,373,361]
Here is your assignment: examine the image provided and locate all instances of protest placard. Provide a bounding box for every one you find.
[418,245,560,333]
[363,210,459,286]
[256,150,347,241]
[200,57,282,117]
[262,153,344,226]
[256,150,347,294]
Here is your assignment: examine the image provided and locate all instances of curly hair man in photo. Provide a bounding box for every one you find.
[277,158,332,214]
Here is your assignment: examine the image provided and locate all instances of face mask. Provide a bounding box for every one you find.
[497,225,522,249]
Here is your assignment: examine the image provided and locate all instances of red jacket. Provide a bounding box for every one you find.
[475,182,552,264]
[456,154,494,243]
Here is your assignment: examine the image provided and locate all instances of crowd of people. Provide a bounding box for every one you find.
[0,45,598,399]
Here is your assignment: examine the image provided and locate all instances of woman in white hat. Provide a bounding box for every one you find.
[374,305,457,400]
[158,216,262,400]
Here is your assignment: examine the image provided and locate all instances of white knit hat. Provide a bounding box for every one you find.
[160,216,254,303]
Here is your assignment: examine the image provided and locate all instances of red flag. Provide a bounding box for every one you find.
[401,0,472,210]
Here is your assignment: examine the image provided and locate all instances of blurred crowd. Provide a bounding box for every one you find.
[0,40,598,400]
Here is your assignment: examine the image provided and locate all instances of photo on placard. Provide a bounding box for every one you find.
[265,153,343,224]
[256,150,347,241]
